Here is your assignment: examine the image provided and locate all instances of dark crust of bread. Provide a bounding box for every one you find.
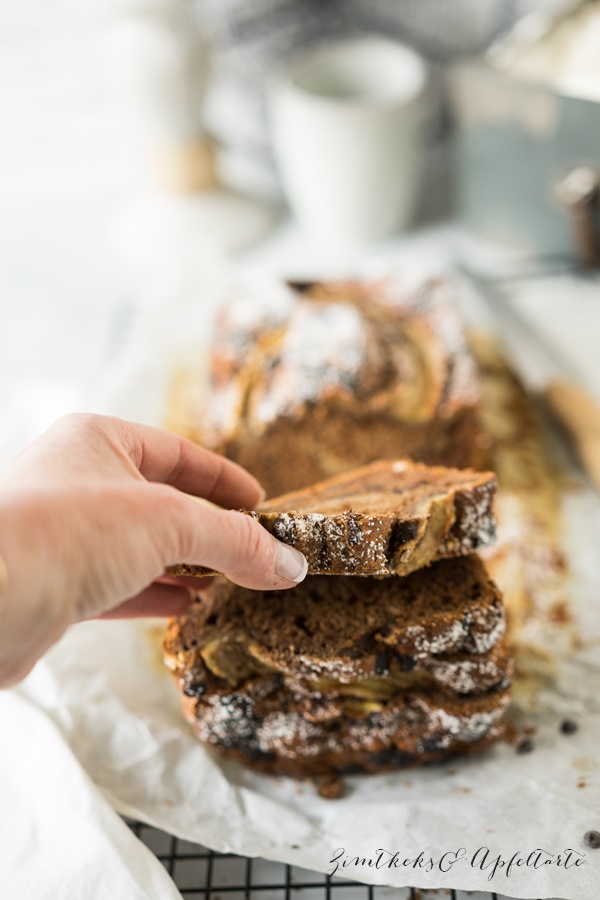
[194,731,502,779]
[166,459,497,580]
[178,679,510,779]
[163,557,506,685]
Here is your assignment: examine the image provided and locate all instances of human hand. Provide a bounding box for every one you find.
[0,414,307,688]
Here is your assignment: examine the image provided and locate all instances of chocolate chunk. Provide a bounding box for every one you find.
[272,515,295,543]
[316,774,345,800]
[347,515,363,547]
[584,831,600,849]
[560,719,578,735]
[387,519,420,562]
[367,747,417,767]
[516,737,534,754]
[419,736,446,754]
[243,747,276,764]
[294,615,310,634]
[374,650,390,676]
[183,681,206,698]
[343,633,376,658]
[393,652,417,671]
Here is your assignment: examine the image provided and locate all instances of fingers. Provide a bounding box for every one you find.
[115,418,265,509]
[97,582,195,619]
[155,573,215,592]
[158,489,308,591]
[3,413,266,510]
[0,655,37,690]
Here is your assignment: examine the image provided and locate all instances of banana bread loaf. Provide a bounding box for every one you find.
[198,274,484,497]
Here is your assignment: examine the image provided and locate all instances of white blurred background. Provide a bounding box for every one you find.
[0,0,585,464]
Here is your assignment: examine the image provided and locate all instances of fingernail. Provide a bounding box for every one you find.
[257,486,267,504]
[275,542,308,583]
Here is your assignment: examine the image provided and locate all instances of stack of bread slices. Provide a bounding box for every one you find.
[163,459,512,794]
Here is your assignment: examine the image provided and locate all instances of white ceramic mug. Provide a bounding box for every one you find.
[269,37,428,247]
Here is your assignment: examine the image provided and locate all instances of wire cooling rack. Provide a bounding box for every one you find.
[125,818,552,900]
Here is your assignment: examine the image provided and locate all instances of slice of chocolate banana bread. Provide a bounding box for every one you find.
[179,678,510,778]
[164,555,506,686]
[197,274,484,497]
[251,459,495,576]
[171,639,512,708]
[167,459,497,579]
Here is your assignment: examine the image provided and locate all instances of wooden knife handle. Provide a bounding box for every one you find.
[544,380,600,491]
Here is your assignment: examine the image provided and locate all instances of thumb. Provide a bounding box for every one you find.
[160,489,308,591]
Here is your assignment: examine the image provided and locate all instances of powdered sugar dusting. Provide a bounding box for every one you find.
[205,381,244,439]
[403,619,471,659]
[253,302,368,425]
[441,482,497,556]
[256,710,323,757]
[264,470,497,577]
[466,604,507,653]
[205,272,483,451]
[218,278,297,346]
[193,684,509,761]
[427,652,511,694]
[271,511,392,576]
[375,274,480,415]
[418,692,510,745]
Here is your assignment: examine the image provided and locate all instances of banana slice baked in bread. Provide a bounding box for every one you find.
[284,640,512,700]
[167,459,497,579]
[171,640,512,704]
